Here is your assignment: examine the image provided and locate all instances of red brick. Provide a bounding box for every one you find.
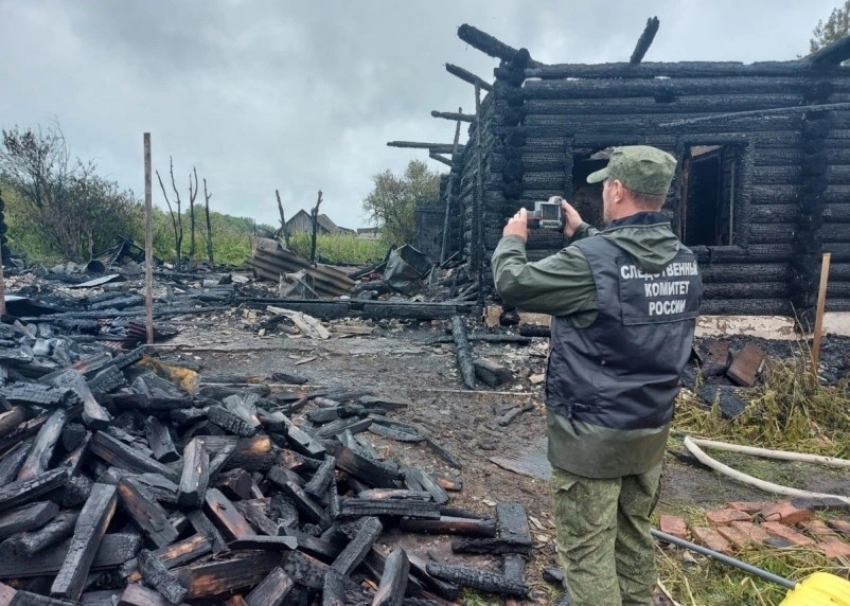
[827,519,850,536]
[716,525,751,551]
[659,515,688,540]
[762,522,816,547]
[799,519,834,537]
[817,538,850,559]
[705,508,751,528]
[691,527,732,553]
[728,501,766,514]
[760,501,813,525]
[727,343,766,387]
[730,521,773,546]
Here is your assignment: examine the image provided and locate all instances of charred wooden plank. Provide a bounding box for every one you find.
[331,516,383,575]
[144,417,179,463]
[407,553,459,601]
[333,446,398,488]
[51,483,118,601]
[400,516,496,538]
[502,553,526,606]
[423,438,462,470]
[337,499,440,519]
[0,406,27,439]
[451,501,533,554]
[0,468,68,512]
[208,405,257,438]
[216,469,253,501]
[472,358,513,387]
[0,414,49,453]
[138,549,188,605]
[425,562,529,598]
[303,456,335,499]
[204,488,253,540]
[44,369,111,430]
[89,432,180,483]
[232,499,278,536]
[82,589,124,605]
[322,569,347,606]
[0,384,72,409]
[118,584,174,606]
[280,528,343,561]
[0,533,139,579]
[196,435,276,473]
[281,551,351,590]
[87,365,126,395]
[450,316,476,389]
[245,567,293,606]
[177,438,209,510]
[0,501,58,541]
[187,510,227,554]
[403,468,449,505]
[260,412,325,458]
[228,535,297,552]
[117,477,179,548]
[0,441,32,487]
[315,417,372,440]
[176,551,281,600]
[124,534,212,584]
[267,467,330,527]
[207,443,236,483]
[374,548,409,606]
[358,489,431,501]
[6,590,77,605]
[56,432,90,478]
[2,510,78,556]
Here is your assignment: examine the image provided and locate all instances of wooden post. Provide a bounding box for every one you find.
[144,133,154,345]
[474,83,484,304]
[811,252,831,377]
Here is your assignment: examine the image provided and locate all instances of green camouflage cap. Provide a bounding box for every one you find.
[586,145,676,195]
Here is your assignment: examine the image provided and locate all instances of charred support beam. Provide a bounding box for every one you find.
[3,510,78,556]
[331,516,383,576]
[457,24,540,67]
[429,153,453,167]
[138,549,188,605]
[17,409,66,482]
[373,548,409,606]
[426,562,530,598]
[629,16,660,65]
[431,110,475,123]
[178,438,209,509]
[51,483,118,601]
[387,141,466,154]
[441,108,465,264]
[450,316,477,389]
[117,477,179,549]
[245,567,294,606]
[803,33,850,69]
[176,552,281,600]
[445,64,493,92]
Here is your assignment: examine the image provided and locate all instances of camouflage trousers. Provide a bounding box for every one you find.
[550,464,662,606]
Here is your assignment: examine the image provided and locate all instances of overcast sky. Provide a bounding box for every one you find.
[0,1,840,229]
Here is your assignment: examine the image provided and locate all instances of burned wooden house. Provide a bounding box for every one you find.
[397,21,850,317]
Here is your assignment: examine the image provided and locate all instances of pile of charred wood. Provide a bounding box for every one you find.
[0,322,535,605]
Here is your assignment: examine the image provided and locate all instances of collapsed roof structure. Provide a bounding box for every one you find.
[395,19,850,318]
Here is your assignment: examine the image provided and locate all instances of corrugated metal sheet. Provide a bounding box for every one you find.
[246,238,355,298]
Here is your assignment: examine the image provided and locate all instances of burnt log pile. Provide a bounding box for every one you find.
[0,317,535,604]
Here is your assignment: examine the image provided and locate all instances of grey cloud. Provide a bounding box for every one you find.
[0,0,841,228]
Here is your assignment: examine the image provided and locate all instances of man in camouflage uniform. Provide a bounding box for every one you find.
[492,147,702,606]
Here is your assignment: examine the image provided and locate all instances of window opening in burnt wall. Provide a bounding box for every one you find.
[570,149,608,229]
[680,145,742,247]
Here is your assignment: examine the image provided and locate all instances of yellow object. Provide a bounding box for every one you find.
[137,356,199,392]
[780,572,850,605]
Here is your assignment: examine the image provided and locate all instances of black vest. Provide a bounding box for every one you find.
[546,236,702,433]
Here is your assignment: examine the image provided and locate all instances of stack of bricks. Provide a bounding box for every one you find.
[659,499,850,559]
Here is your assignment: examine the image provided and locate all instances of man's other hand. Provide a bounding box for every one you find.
[503,207,529,241]
[559,198,584,237]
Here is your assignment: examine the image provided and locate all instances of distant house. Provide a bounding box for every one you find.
[357,227,381,240]
[285,210,354,235]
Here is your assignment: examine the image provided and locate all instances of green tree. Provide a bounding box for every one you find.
[362,159,441,246]
[811,1,850,52]
[0,125,143,261]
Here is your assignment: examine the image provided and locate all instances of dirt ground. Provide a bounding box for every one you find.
[153,310,850,605]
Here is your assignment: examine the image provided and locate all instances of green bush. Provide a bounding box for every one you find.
[287,233,386,265]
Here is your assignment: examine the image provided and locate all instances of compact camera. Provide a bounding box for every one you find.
[527,198,566,230]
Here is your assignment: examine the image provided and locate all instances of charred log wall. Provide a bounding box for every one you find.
[464,63,850,315]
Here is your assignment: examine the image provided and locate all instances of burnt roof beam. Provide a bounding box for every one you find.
[446,64,493,92]
[503,60,832,80]
[431,110,475,123]
[457,24,541,68]
[387,141,466,155]
[428,153,453,167]
[629,17,660,65]
[802,33,850,69]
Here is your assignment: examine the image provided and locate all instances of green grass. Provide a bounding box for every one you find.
[287,233,386,266]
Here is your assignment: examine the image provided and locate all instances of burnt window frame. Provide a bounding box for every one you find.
[673,135,752,252]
